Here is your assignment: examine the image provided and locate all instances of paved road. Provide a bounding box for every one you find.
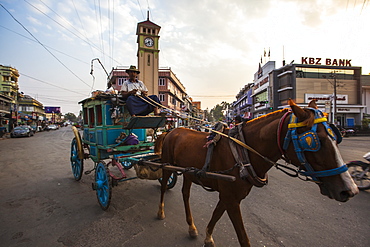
[0,128,369,247]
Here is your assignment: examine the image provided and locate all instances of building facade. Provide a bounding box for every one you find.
[233,58,367,128]
[272,58,363,127]
[251,61,275,118]
[362,74,370,118]
[0,65,20,131]
[233,84,253,119]
[17,94,46,129]
[0,93,13,133]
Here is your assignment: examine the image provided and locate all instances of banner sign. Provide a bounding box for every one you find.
[45,107,61,113]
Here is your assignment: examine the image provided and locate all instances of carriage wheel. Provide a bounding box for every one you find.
[94,162,112,210]
[158,172,178,190]
[70,138,84,181]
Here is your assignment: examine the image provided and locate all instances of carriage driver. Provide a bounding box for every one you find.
[120,65,161,116]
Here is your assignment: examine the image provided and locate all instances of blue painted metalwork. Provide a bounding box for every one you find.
[283,108,348,181]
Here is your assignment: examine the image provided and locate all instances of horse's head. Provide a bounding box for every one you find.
[284,99,358,202]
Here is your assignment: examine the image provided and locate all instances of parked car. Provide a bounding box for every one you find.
[11,126,34,138]
[46,124,59,130]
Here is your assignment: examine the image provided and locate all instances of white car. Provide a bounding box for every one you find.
[47,124,59,130]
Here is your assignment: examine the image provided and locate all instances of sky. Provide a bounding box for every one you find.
[0,0,369,115]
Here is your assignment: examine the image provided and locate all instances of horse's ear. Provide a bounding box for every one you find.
[308,99,318,109]
[289,99,307,120]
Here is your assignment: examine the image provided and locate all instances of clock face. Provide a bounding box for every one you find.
[144,37,154,47]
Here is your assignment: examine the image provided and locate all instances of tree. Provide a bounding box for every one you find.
[210,101,230,122]
[64,112,77,122]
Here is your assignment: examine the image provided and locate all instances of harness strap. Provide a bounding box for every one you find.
[288,117,327,128]
[229,123,268,187]
[202,122,227,172]
[300,164,348,177]
[277,111,291,156]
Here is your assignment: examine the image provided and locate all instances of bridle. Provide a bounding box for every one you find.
[279,108,348,182]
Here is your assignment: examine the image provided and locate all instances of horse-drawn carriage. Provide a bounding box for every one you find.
[69,93,234,210]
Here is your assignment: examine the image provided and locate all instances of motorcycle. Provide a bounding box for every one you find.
[340,127,356,137]
[347,152,370,190]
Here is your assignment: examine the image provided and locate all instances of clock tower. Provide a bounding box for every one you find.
[136,12,161,95]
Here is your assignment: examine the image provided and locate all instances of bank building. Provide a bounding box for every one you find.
[233,57,370,128]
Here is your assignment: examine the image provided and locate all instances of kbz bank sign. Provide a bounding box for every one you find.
[301,57,352,66]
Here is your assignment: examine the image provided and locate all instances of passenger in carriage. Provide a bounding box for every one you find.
[120,65,161,117]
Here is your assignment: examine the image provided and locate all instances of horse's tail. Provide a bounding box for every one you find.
[154,132,169,156]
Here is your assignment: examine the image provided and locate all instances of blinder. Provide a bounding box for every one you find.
[283,108,348,181]
[329,123,342,144]
[296,124,320,152]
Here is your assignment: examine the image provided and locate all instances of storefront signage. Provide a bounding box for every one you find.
[253,77,269,91]
[301,57,352,66]
[305,94,348,104]
[337,108,360,113]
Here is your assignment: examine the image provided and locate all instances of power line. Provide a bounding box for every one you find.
[0,25,88,65]
[25,0,122,66]
[1,3,92,88]
[21,73,87,96]
[137,0,145,19]
[97,0,106,66]
[27,94,80,104]
[71,0,96,57]
[25,0,101,54]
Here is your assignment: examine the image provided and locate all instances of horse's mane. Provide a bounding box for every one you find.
[247,108,289,125]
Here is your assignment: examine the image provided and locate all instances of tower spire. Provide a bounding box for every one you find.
[147,10,149,20]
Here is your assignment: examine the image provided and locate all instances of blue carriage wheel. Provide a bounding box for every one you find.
[158,172,178,190]
[70,138,84,181]
[95,162,112,210]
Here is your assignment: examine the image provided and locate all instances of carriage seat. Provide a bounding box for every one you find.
[124,116,167,129]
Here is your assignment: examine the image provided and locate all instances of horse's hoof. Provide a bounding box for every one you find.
[203,241,215,247]
[189,228,198,238]
[157,212,165,220]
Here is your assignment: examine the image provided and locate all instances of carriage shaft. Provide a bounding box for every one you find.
[138,160,236,182]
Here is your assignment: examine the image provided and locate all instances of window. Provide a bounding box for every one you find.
[83,108,88,125]
[159,93,165,102]
[159,78,165,86]
[147,54,150,66]
[172,97,176,105]
[118,77,126,86]
[89,107,95,127]
[96,105,102,126]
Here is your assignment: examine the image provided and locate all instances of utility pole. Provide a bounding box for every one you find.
[331,71,337,125]
[323,71,338,124]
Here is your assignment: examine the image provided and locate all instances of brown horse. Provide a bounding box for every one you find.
[154,99,358,247]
